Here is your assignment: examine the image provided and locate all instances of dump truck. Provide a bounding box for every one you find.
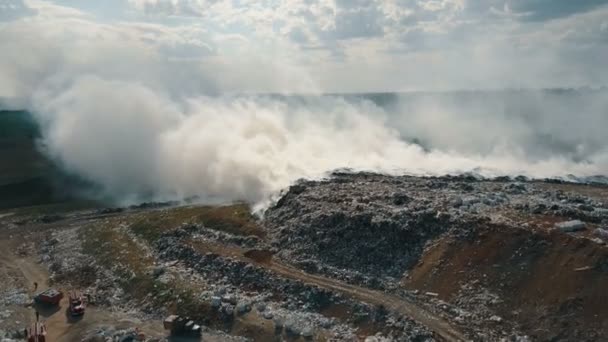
[68,291,85,316]
[34,289,63,306]
[163,315,202,337]
[26,321,47,342]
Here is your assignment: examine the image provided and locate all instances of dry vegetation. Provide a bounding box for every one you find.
[79,203,264,325]
[128,203,263,243]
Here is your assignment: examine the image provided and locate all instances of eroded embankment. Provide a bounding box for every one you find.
[405,225,608,341]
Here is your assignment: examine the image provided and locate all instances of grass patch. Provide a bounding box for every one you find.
[82,220,154,276]
[129,203,264,243]
[81,219,206,314]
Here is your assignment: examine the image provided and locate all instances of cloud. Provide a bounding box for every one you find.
[34,0,607,90]
[504,0,608,22]
[127,0,219,17]
[463,0,608,22]
[326,4,385,40]
[2,0,607,92]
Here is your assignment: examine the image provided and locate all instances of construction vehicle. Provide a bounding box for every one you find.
[163,315,202,337]
[68,291,85,316]
[26,317,47,342]
[34,288,63,306]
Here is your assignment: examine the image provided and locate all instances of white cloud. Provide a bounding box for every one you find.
[51,0,601,90]
[127,0,216,17]
[0,0,605,93]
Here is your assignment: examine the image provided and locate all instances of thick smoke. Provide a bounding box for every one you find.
[30,78,608,207]
[2,5,608,207]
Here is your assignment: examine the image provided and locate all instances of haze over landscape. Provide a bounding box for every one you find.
[4,2,608,342]
[1,0,608,205]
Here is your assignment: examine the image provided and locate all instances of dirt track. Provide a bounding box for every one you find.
[268,262,465,341]
[0,246,164,341]
[195,240,466,341]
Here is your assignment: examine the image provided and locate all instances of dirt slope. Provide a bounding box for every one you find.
[406,225,608,341]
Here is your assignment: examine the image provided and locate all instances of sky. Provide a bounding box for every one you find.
[1,0,608,205]
[1,0,608,93]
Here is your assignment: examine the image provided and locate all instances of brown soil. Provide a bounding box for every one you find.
[404,224,608,341]
[243,249,274,264]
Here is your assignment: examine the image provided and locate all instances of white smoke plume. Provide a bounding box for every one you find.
[29,76,608,207]
[1,1,608,207]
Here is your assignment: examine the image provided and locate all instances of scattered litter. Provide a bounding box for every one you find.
[593,228,608,240]
[489,315,503,323]
[555,220,586,232]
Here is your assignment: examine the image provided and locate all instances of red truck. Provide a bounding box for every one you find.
[34,289,63,306]
[26,321,47,342]
[68,291,85,316]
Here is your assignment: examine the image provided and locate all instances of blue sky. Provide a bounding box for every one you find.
[1,0,608,93]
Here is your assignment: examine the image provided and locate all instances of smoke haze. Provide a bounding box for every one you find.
[30,80,608,207]
[1,1,608,207]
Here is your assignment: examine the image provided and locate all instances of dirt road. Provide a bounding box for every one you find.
[15,256,73,341]
[195,240,467,341]
[268,262,466,342]
[0,248,164,341]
